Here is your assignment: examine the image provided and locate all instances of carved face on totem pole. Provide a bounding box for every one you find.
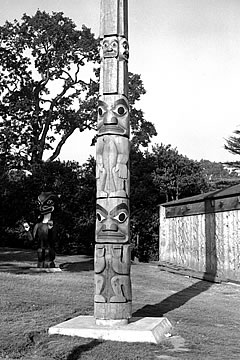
[97,95,130,136]
[101,36,129,61]
[96,198,129,243]
[38,192,56,215]
[102,36,119,58]
[119,37,129,61]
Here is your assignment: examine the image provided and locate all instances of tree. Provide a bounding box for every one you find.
[129,147,163,261]
[224,128,240,173]
[152,144,207,202]
[224,129,240,156]
[200,159,240,190]
[0,11,99,169]
[128,73,157,148]
[0,10,157,171]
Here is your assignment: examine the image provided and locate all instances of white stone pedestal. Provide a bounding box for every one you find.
[49,316,172,344]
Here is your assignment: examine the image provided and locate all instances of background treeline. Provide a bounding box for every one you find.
[1,144,239,261]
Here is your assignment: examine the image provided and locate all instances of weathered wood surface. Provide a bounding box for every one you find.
[94,243,132,320]
[164,186,240,218]
[96,198,130,243]
[100,0,128,38]
[159,205,240,282]
[95,0,131,321]
[165,197,240,218]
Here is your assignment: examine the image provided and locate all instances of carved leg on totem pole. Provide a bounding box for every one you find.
[94,244,132,321]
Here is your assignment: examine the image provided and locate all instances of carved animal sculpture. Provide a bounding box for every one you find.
[33,192,57,268]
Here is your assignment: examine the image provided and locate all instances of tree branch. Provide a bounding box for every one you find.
[46,127,76,162]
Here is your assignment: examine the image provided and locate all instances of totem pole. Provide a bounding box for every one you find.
[95,0,131,324]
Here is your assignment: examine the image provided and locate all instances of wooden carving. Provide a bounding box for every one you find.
[95,244,131,302]
[97,95,130,136]
[100,0,128,38]
[34,192,57,268]
[95,0,131,322]
[102,36,119,58]
[96,198,130,243]
[96,135,130,198]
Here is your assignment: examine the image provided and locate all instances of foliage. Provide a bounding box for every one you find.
[0,10,158,258]
[128,73,157,148]
[2,141,239,260]
[0,11,99,170]
[130,145,217,261]
[224,128,240,181]
[152,144,208,202]
[200,159,240,190]
[0,159,96,254]
[224,128,240,156]
[130,147,162,261]
[0,10,157,172]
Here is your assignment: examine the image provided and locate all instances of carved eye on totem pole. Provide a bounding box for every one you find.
[119,37,129,61]
[97,95,130,136]
[102,36,119,58]
[96,199,129,243]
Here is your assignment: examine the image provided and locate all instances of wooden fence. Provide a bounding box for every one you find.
[159,185,240,282]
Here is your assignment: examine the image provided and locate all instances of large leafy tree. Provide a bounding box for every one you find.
[0,10,156,171]
[0,11,99,169]
[152,144,208,202]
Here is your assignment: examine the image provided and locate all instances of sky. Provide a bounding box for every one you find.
[1,0,240,164]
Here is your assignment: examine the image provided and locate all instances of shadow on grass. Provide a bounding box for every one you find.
[133,278,214,318]
[0,263,33,274]
[138,197,218,318]
[0,248,94,273]
[0,248,37,274]
[0,248,38,263]
[67,339,101,360]
[60,259,94,272]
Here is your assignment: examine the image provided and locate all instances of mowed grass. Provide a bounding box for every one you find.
[0,248,240,359]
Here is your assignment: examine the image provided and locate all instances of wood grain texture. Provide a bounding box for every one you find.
[94,243,132,320]
[159,205,240,281]
[96,198,129,243]
[100,0,128,38]
[96,135,130,198]
[95,0,130,320]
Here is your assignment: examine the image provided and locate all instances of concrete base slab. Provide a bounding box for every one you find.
[49,316,172,344]
[30,267,62,273]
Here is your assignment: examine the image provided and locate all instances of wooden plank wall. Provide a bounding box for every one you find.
[159,205,240,282]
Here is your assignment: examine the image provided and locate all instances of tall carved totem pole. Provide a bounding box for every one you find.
[95,0,131,324]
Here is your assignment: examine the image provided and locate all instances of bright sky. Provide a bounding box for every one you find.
[1,0,240,164]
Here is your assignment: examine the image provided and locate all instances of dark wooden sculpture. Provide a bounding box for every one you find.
[33,192,57,268]
[95,0,131,324]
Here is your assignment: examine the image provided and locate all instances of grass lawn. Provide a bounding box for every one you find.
[0,248,240,359]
